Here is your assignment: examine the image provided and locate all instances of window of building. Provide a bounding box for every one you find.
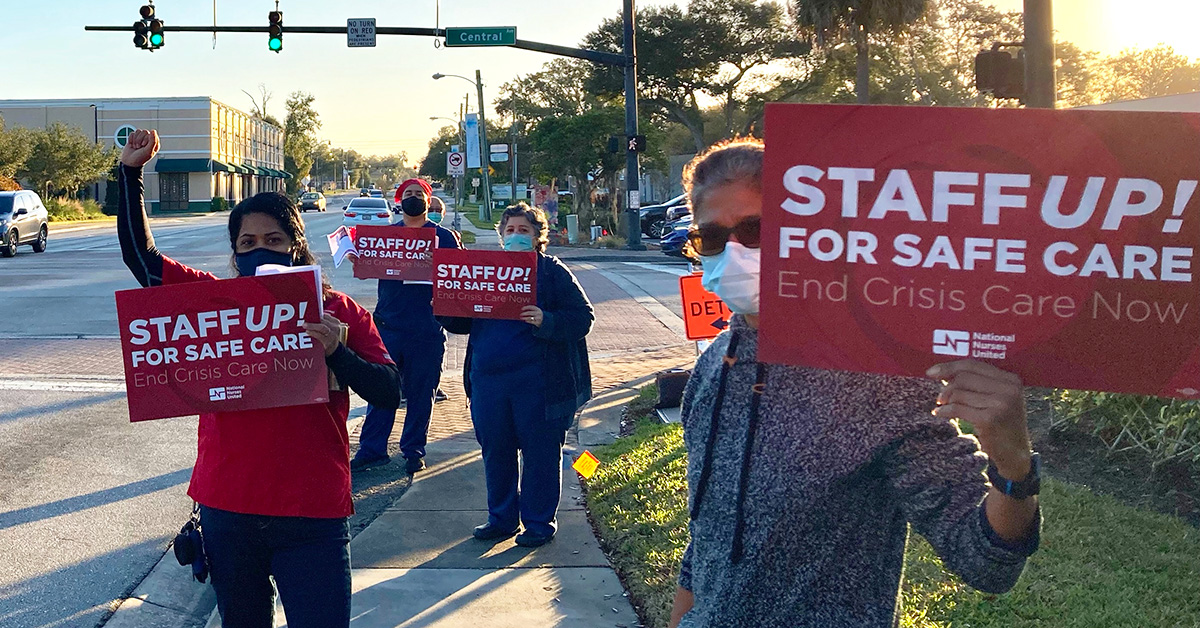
[160,173,189,211]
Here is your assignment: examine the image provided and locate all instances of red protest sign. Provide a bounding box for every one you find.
[432,249,537,320]
[114,272,329,422]
[760,103,1200,398]
[351,225,436,281]
[680,273,731,340]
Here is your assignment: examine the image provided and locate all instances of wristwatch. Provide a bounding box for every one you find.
[987,452,1041,499]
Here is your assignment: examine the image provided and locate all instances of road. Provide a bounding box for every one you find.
[0,189,690,627]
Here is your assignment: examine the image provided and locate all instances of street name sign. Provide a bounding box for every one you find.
[490,144,509,153]
[445,26,517,47]
[447,152,465,176]
[347,18,376,47]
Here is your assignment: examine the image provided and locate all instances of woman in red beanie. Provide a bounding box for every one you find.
[354,178,464,473]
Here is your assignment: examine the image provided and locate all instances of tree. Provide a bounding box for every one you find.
[283,91,321,194]
[1095,45,1200,103]
[585,0,806,152]
[17,122,116,198]
[792,0,930,104]
[0,115,32,180]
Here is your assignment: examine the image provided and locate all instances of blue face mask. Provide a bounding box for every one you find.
[235,248,294,277]
[427,212,443,224]
[503,233,535,252]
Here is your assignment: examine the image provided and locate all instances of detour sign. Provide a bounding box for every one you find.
[680,274,731,340]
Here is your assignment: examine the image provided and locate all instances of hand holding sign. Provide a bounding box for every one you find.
[521,305,544,327]
[928,360,1032,479]
[303,314,347,357]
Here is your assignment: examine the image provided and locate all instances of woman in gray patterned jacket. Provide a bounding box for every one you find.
[668,139,1042,628]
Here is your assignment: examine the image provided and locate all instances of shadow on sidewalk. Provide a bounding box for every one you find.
[0,467,191,531]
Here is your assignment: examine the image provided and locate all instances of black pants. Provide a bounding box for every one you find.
[200,506,351,628]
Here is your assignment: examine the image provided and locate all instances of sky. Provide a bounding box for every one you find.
[1,1,1197,161]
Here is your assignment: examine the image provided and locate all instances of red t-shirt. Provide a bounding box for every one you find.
[161,257,392,518]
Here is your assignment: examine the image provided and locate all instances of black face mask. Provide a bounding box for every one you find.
[235,248,293,276]
[400,196,428,217]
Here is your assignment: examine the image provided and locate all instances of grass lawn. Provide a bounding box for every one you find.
[459,230,477,245]
[584,388,1200,628]
[463,208,501,231]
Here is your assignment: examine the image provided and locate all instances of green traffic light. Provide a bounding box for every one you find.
[269,38,282,51]
[150,33,164,46]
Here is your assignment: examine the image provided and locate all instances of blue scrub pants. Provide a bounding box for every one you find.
[469,362,566,537]
[357,327,445,461]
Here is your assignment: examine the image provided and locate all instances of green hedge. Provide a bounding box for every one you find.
[45,197,107,222]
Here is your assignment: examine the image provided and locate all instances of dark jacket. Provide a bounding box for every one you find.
[441,252,593,429]
[677,316,1040,628]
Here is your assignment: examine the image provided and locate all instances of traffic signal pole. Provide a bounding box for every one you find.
[623,0,645,250]
[475,70,494,222]
[1023,0,1056,109]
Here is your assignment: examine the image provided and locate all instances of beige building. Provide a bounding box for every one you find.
[0,97,289,213]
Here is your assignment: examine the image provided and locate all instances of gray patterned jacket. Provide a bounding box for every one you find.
[677,316,1040,628]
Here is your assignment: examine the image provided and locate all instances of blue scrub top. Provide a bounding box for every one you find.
[470,318,543,375]
[374,222,462,338]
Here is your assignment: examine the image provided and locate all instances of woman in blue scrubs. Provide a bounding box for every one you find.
[441,203,594,547]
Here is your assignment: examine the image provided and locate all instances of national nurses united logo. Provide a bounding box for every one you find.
[932,330,971,357]
[932,330,1014,359]
[209,387,227,402]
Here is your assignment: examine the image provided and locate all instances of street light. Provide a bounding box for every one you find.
[433,71,493,220]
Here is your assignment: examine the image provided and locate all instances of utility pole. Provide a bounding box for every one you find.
[476,69,494,221]
[511,82,519,205]
[1023,0,1056,108]
[623,0,645,250]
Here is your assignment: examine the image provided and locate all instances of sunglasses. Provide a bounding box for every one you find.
[685,216,762,259]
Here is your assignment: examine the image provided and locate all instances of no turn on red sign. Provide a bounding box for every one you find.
[680,274,731,341]
[447,152,465,176]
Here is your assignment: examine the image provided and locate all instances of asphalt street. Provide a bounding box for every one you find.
[0,189,691,627]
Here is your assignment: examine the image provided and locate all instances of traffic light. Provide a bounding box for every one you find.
[149,18,165,48]
[975,47,1025,100]
[133,4,153,50]
[268,11,284,52]
[628,135,648,153]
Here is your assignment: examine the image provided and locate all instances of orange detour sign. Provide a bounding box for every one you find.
[680,273,732,341]
[572,451,601,478]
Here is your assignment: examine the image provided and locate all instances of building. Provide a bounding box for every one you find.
[1080,91,1200,113]
[0,97,289,213]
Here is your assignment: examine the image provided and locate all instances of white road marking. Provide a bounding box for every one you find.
[621,261,692,277]
[0,379,126,393]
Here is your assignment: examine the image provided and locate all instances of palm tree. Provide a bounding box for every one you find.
[792,0,930,104]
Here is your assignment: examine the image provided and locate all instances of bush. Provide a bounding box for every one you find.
[1051,390,1200,468]
[593,235,626,249]
[44,197,107,222]
[211,196,229,212]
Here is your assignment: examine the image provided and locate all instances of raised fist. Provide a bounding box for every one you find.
[120,129,160,169]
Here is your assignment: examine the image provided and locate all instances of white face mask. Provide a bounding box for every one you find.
[700,241,760,315]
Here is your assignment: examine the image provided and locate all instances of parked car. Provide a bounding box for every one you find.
[0,190,49,257]
[660,215,692,259]
[666,204,691,222]
[639,194,687,238]
[299,191,327,212]
[342,197,393,227]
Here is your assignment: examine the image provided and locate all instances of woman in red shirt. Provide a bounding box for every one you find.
[116,129,400,628]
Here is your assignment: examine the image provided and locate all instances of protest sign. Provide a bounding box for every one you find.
[432,249,537,320]
[760,103,1200,398]
[326,225,356,268]
[115,272,329,422]
[350,225,436,281]
[679,273,731,340]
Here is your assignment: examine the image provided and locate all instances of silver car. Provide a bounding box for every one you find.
[0,190,49,257]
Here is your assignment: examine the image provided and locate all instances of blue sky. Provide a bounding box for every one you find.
[1,1,1196,161]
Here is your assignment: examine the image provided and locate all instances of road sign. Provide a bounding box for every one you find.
[679,274,731,341]
[347,18,376,47]
[489,144,509,153]
[447,152,465,176]
[489,152,510,163]
[445,26,517,47]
